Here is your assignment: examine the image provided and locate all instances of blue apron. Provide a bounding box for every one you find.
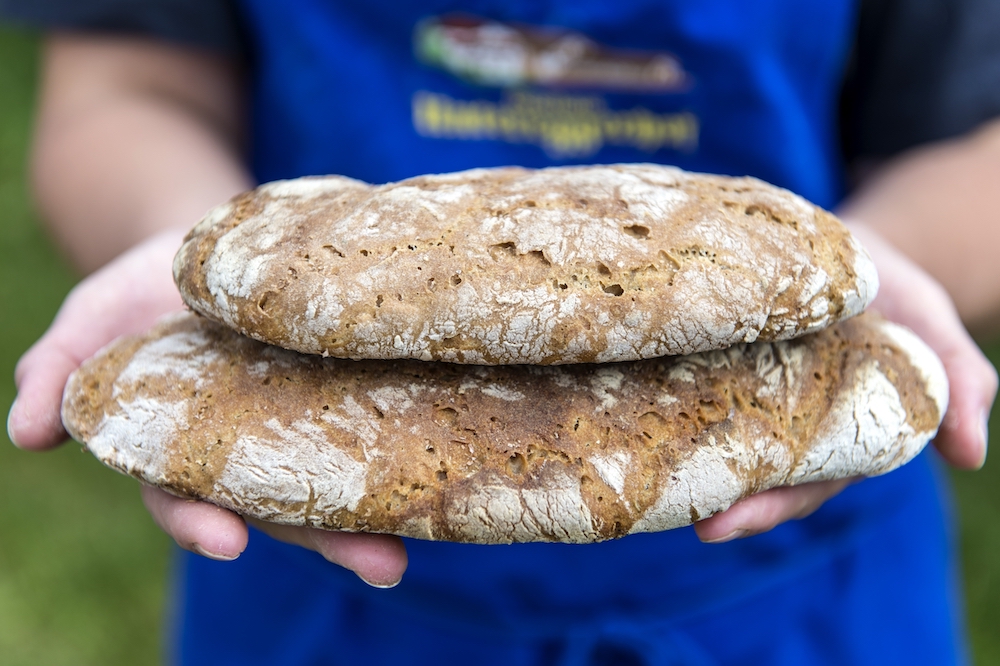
[172,2,966,664]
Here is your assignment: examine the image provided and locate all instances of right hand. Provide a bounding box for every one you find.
[8,230,408,587]
[695,225,997,543]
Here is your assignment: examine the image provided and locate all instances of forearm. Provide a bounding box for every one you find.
[838,117,1000,337]
[31,34,254,274]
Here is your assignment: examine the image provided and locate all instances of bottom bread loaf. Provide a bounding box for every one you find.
[61,311,947,544]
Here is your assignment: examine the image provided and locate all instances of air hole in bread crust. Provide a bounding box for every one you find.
[433,407,459,427]
[488,242,517,260]
[506,453,526,475]
[527,250,550,266]
[624,225,650,239]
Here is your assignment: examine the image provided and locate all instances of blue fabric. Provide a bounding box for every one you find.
[174,452,965,665]
[173,1,966,663]
[241,0,852,208]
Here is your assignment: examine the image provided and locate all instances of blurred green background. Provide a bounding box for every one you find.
[1,27,998,666]
[0,28,171,665]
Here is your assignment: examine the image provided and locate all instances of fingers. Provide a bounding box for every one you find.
[847,223,996,469]
[247,518,408,589]
[924,320,997,470]
[8,229,186,451]
[141,485,249,561]
[140,487,408,588]
[896,277,997,469]
[8,342,78,450]
[694,479,853,544]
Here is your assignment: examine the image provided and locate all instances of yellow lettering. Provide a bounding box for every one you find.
[412,91,699,157]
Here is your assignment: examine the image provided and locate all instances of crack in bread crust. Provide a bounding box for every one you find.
[62,311,944,544]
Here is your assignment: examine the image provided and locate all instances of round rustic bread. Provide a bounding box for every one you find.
[62,311,945,544]
[173,164,878,364]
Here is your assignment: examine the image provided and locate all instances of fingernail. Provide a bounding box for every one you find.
[702,528,749,544]
[7,398,23,448]
[192,543,239,562]
[980,409,990,466]
[359,575,402,589]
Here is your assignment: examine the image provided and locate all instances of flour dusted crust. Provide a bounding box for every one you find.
[62,311,944,544]
[173,165,878,364]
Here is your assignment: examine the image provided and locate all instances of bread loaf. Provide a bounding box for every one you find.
[173,164,878,364]
[62,311,945,544]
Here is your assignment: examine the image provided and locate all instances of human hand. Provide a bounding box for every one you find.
[139,486,407,587]
[9,229,187,450]
[8,230,408,587]
[694,224,997,543]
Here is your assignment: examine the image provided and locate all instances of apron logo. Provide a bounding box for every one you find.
[414,14,691,93]
[412,14,698,158]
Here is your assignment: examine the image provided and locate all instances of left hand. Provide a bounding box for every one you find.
[694,224,997,543]
[8,230,409,587]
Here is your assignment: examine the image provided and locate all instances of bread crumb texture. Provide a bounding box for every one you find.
[173,165,877,364]
[62,311,944,544]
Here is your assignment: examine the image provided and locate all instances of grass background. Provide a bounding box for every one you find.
[0,28,171,665]
[1,27,998,665]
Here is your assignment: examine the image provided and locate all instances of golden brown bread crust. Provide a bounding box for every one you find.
[173,164,878,364]
[62,311,945,544]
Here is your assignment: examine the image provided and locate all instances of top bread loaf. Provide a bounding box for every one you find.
[174,164,877,365]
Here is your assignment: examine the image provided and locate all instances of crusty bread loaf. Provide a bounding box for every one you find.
[62,311,945,544]
[173,164,878,365]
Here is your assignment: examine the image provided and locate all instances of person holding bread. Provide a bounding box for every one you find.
[4,1,999,664]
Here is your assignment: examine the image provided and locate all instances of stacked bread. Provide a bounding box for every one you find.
[61,164,948,544]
